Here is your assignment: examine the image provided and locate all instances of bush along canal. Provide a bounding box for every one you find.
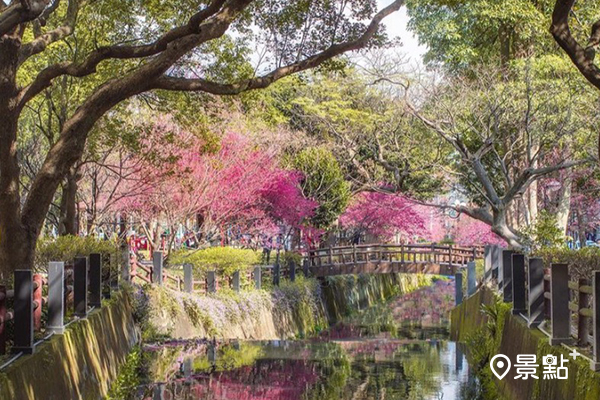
[107,276,487,400]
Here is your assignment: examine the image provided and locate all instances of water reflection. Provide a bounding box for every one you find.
[130,339,482,400]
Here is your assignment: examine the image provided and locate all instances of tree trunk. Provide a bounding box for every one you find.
[58,167,80,236]
[556,175,572,234]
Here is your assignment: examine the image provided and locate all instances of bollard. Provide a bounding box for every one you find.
[303,259,310,278]
[232,270,240,292]
[207,271,216,293]
[512,254,526,315]
[74,256,88,318]
[48,262,65,334]
[13,270,34,354]
[550,263,572,345]
[592,271,600,371]
[184,264,193,293]
[289,260,296,282]
[153,251,163,285]
[527,257,545,328]
[32,274,42,331]
[254,266,262,290]
[467,262,476,296]
[89,253,102,308]
[273,263,280,286]
[484,245,492,282]
[500,250,515,302]
[455,272,463,306]
[0,285,5,354]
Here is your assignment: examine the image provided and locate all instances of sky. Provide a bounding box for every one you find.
[378,0,427,64]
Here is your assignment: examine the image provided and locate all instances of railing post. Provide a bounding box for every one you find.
[232,270,240,292]
[467,261,476,296]
[32,273,42,331]
[273,263,280,286]
[455,272,463,306]
[592,271,600,371]
[89,253,102,308]
[207,271,216,293]
[289,260,296,282]
[328,247,333,266]
[47,262,65,334]
[578,278,590,346]
[512,254,526,315]
[500,250,515,302]
[74,256,88,318]
[550,263,572,345]
[449,245,453,271]
[153,251,163,285]
[527,257,545,328]
[400,244,404,264]
[13,270,34,354]
[484,245,492,282]
[303,259,310,278]
[184,264,193,293]
[254,266,262,290]
[0,285,6,354]
[121,242,130,283]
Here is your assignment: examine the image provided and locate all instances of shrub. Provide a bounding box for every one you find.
[534,246,600,279]
[35,235,119,271]
[169,246,260,276]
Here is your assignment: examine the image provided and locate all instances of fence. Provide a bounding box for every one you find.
[455,244,600,371]
[0,253,118,357]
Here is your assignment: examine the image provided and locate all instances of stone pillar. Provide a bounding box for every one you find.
[455,272,463,306]
[232,270,240,292]
[501,250,515,302]
[13,270,34,354]
[47,262,65,334]
[511,254,526,315]
[89,253,102,308]
[467,262,476,296]
[484,245,492,282]
[153,251,163,285]
[550,263,572,345]
[74,256,88,318]
[592,271,600,371]
[273,263,280,286]
[491,245,500,281]
[184,264,193,293]
[254,266,262,290]
[289,260,296,282]
[527,257,545,328]
[207,271,216,293]
[303,259,310,278]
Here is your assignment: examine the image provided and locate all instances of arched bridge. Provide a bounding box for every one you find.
[307,244,484,277]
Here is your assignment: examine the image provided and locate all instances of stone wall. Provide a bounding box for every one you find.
[0,290,139,400]
[451,287,600,400]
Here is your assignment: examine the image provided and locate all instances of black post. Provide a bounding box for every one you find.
[289,260,296,282]
[455,272,463,306]
[511,254,526,315]
[501,250,514,302]
[89,253,102,308]
[207,271,216,293]
[527,257,545,328]
[74,256,88,318]
[184,264,193,293]
[550,263,572,345]
[303,259,310,277]
[13,270,34,354]
[47,262,65,334]
[273,263,280,286]
[232,270,240,292]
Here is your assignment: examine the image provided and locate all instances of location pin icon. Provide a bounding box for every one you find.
[490,354,511,380]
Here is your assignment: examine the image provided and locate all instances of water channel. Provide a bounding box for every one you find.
[114,280,485,400]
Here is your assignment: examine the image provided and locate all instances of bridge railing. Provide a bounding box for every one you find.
[466,245,600,372]
[307,243,483,269]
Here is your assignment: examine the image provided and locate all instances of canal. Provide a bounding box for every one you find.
[111,280,485,400]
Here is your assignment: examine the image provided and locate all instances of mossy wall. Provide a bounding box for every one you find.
[0,290,139,400]
[147,273,431,340]
[451,287,600,400]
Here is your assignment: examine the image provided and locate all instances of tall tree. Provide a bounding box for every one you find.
[0,0,405,276]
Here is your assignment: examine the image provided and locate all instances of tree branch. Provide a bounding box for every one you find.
[0,0,50,36]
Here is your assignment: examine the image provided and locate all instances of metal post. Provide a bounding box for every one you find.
[303,259,309,278]
[89,253,102,308]
[232,270,240,292]
[592,271,600,371]
[289,260,296,282]
[184,264,193,293]
[153,251,163,285]
[47,262,65,334]
[273,263,280,286]
[207,271,216,293]
[511,254,526,315]
[254,266,262,290]
[527,257,545,328]
[550,263,572,345]
[501,250,514,302]
[455,272,463,306]
[467,261,476,296]
[13,270,34,354]
[484,245,492,282]
[74,256,88,318]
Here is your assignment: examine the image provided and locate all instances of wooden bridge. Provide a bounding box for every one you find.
[307,243,484,277]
